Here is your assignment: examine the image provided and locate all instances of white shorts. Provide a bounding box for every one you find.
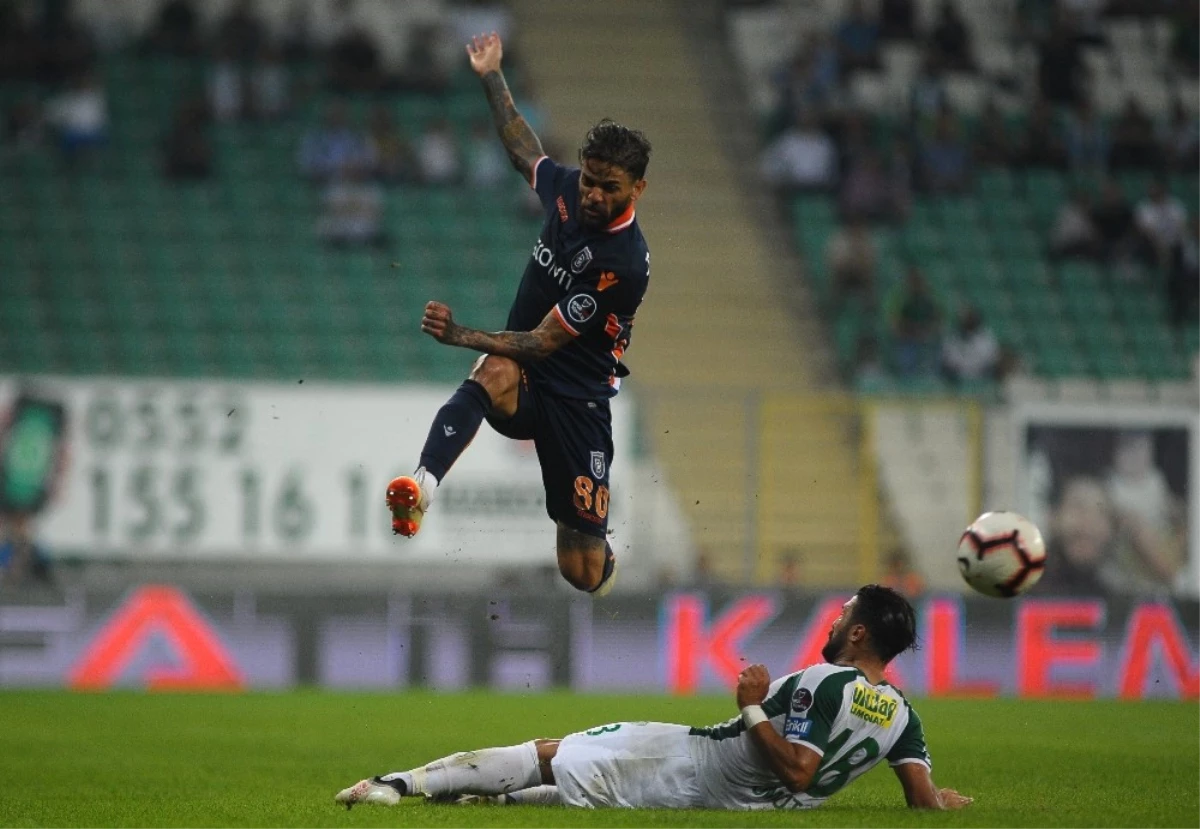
[551,722,703,809]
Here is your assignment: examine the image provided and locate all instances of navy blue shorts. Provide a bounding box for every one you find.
[486,370,613,539]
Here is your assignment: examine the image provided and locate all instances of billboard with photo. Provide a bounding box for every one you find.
[1014,402,1198,599]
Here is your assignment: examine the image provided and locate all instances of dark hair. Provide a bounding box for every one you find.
[850,584,918,663]
[580,118,651,181]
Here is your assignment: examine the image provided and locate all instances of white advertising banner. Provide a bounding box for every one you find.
[0,377,635,563]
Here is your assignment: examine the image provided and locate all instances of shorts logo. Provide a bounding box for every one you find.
[783,718,812,738]
[571,246,593,274]
[590,451,606,479]
[566,294,597,325]
[791,687,813,716]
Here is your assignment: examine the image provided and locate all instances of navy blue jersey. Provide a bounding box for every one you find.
[505,156,650,400]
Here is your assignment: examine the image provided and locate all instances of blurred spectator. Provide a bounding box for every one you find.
[34,5,96,86]
[887,266,942,376]
[839,149,904,222]
[759,108,837,194]
[826,218,877,310]
[44,71,108,162]
[0,2,36,81]
[216,0,267,64]
[466,120,508,189]
[1015,97,1066,169]
[208,43,245,123]
[851,335,889,389]
[927,0,974,71]
[973,99,1012,166]
[1158,98,1199,173]
[365,105,414,183]
[1169,2,1199,75]
[1049,190,1101,260]
[1166,216,1199,327]
[250,44,291,120]
[298,101,369,181]
[833,110,872,173]
[880,548,924,598]
[776,32,841,119]
[995,343,1028,383]
[0,514,54,588]
[142,0,201,57]
[1090,179,1137,264]
[908,52,948,125]
[280,0,314,63]
[1134,179,1187,267]
[1059,0,1106,46]
[835,0,882,73]
[316,165,385,247]
[919,111,970,193]
[417,118,463,186]
[397,21,452,95]
[5,95,43,152]
[879,0,916,40]
[1109,97,1158,170]
[1037,20,1085,106]
[162,100,213,180]
[328,23,384,93]
[1036,475,1118,595]
[941,304,1000,384]
[777,550,804,588]
[1063,99,1109,174]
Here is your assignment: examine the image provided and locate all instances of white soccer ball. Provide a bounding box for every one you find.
[957,511,1047,598]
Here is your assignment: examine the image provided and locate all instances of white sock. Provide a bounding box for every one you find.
[414,467,440,506]
[404,742,541,798]
[508,785,561,805]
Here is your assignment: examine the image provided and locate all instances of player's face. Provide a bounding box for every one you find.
[578,158,645,229]
[821,597,857,663]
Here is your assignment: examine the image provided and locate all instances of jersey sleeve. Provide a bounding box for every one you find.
[886,706,932,769]
[531,156,573,213]
[551,266,642,337]
[781,669,855,755]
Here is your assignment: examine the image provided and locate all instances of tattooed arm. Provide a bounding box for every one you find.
[421,302,573,362]
[466,32,545,183]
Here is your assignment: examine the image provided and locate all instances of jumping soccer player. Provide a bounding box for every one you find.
[386,31,651,597]
[335,585,973,812]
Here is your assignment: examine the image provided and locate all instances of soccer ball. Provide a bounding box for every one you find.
[957,511,1046,597]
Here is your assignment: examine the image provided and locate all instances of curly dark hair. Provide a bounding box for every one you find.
[851,584,919,663]
[579,118,652,181]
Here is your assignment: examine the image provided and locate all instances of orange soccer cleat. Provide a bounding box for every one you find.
[386,475,430,537]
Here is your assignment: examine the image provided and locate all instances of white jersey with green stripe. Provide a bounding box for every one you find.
[687,663,931,810]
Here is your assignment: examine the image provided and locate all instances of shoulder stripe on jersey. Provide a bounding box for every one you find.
[551,305,580,336]
[529,155,550,190]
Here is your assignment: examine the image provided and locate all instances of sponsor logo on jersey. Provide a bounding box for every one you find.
[532,238,576,290]
[783,718,812,738]
[571,246,593,274]
[590,451,606,479]
[556,196,569,224]
[597,270,619,292]
[791,687,813,716]
[850,683,898,727]
[566,294,597,325]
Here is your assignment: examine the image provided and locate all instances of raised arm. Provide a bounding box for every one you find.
[421,301,573,363]
[737,665,823,793]
[466,32,545,183]
[893,761,972,810]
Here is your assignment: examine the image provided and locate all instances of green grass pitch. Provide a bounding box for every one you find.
[0,690,1195,827]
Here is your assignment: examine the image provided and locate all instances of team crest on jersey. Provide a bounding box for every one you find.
[571,246,594,274]
[850,683,898,727]
[567,294,597,325]
[791,687,813,716]
[590,451,606,479]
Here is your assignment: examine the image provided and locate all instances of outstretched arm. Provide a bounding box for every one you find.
[466,32,545,183]
[421,301,573,362]
[893,762,973,810]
